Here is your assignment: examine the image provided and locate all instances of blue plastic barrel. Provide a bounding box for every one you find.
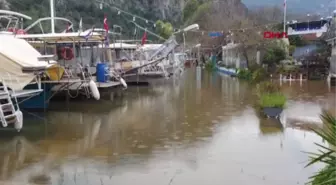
[96,63,107,82]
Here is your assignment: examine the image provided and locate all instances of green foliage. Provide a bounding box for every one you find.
[288,35,307,46]
[237,69,252,80]
[305,111,336,185]
[183,2,210,25]
[258,93,286,108]
[252,68,268,83]
[155,20,173,39]
[254,82,285,112]
[5,0,161,36]
[262,46,286,65]
[182,0,200,22]
[237,65,269,83]
[256,81,280,97]
[288,45,296,56]
[205,60,215,71]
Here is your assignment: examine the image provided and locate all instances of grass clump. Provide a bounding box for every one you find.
[255,82,286,111]
[258,93,286,108]
[237,69,252,80]
[237,65,269,83]
[256,81,280,97]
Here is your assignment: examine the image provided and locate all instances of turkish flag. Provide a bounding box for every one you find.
[141,31,147,45]
[104,15,109,33]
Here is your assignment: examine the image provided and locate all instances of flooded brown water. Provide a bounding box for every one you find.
[0,68,335,185]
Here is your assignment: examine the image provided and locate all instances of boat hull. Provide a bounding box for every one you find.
[19,83,54,109]
[216,66,238,77]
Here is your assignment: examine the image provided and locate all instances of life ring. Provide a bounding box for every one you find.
[60,47,74,60]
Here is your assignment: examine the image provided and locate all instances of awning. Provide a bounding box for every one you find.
[16,31,105,43]
[0,35,57,90]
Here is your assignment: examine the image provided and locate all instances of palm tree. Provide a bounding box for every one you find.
[305,111,336,185]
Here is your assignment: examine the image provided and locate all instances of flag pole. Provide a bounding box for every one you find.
[283,0,287,35]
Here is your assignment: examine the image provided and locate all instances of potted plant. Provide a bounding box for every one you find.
[255,82,286,119]
[258,93,286,119]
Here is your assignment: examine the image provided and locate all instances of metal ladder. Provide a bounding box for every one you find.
[0,81,18,127]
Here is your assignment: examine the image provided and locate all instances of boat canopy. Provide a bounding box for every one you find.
[0,35,57,90]
[104,43,163,51]
[16,31,105,43]
[107,43,137,49]
[141,44,162,51]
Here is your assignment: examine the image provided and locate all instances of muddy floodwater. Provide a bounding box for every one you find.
[0,69,335,185]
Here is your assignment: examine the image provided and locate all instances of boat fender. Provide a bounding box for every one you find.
[14,110,23,132]
[89,80,100,100]
[120,77,127,89]
[1,118,8,128]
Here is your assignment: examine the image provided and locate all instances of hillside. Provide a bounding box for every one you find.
[0,0,250,36]
[1,0,183,33]
[0,0,304,46]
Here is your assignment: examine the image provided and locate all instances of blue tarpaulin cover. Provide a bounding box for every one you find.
[208,32,223,37]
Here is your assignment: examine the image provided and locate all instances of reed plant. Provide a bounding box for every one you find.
[237,69,252,80]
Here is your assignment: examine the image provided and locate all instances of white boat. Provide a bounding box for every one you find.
[104,37,180,84]
[17,30,126,98]
[0,10,104,108]
[0,34,59,130]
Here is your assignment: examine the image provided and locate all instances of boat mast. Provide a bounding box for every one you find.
[50,0,55,33]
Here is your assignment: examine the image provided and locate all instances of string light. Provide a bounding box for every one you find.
[190,22,280,36]
[97,0,159,28]
[97,0,281,39]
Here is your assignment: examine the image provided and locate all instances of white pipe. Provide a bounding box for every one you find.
[50,0,55,33]
[300,73,303,87]
[289,73,292,86]
[300,73,302,82]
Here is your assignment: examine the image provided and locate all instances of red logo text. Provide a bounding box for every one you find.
[263,32,288,39]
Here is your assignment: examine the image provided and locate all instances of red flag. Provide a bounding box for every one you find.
[141,31,147,45]
[104,15,109,33]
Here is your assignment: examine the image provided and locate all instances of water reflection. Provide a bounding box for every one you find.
[0,69,333,185]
